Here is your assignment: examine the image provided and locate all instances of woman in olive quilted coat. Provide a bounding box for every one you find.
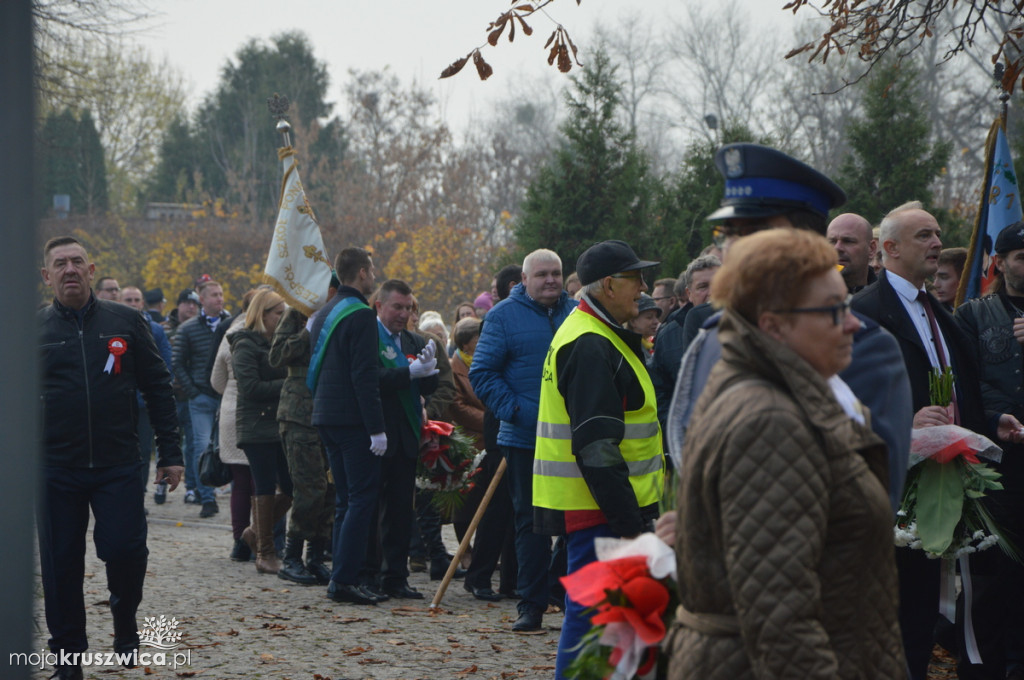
[230,288,289,575]
[666,229,906,679]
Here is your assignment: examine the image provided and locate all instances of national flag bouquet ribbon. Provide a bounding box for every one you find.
[416,420,484,519]
[561,533,677,680]
[263,146,333,317]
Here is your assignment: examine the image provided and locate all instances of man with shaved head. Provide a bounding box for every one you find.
[827,212,877,293]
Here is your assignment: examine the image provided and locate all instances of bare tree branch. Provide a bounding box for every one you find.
[785,0,1024,92]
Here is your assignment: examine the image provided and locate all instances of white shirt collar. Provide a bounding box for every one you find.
[887,270,926,304]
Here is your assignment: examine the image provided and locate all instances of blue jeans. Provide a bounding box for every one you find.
[319,425,380,586]
[556,523,616,680]
[503,446,552,613]
[177,398,193,482]
[187,393,219,503]
[37,463,149,654]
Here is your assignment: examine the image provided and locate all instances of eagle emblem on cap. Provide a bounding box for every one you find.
[724,148,743,178]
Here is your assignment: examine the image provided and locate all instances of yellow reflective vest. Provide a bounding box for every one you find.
[533,308,664,512]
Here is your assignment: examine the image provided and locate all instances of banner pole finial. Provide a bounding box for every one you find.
[994,63,1010,127]
[267,93,292,147]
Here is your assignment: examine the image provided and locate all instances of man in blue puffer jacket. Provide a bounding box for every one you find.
[470,248,577,632]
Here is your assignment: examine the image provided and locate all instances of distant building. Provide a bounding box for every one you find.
[144,203,201,221]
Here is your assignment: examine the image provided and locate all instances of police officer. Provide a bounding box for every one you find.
[665,144,913,514]
[533,240,665,679]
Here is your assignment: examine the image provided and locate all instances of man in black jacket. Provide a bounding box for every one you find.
[310,248,387,606]
[852,202,1024,679]
[171,280,230,517]
[38,236,183,680]
[955,221,1024,679]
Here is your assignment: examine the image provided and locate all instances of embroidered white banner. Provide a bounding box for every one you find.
[262,147,332,316]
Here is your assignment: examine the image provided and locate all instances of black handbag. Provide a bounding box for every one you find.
[198,417,232,487]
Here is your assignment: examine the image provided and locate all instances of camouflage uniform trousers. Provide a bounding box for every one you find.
[280,421,334,541]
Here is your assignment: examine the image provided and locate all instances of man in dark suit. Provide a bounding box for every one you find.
[852,201,1024,680]
[365,279,440,599]
[310,247,387,606]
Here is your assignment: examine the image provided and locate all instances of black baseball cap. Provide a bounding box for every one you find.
[995,220,1024,254]
[177,289,200,305]
[576,240,659,285]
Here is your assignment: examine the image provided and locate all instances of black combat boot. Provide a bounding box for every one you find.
[277,536,317,585]
[305,538,332,585]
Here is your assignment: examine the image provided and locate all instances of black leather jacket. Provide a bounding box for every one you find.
[39,295,182,468]
[956,292,1024,421]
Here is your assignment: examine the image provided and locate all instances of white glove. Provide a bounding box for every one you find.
[417,339,436,364]
[369,432,387,456]
[409,340,439,379]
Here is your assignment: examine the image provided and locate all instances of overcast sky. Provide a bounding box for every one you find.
[139,0,795,135]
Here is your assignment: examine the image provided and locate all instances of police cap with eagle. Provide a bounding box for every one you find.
[706,143,846,223]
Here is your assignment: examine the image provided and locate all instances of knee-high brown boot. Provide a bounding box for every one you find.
[253,495,281,574]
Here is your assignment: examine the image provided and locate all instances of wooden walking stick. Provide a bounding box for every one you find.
[430,456,507,608]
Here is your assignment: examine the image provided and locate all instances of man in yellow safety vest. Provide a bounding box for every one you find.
[533,240,665,679]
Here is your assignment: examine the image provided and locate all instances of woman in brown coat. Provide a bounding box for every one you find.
[666,229,906,679]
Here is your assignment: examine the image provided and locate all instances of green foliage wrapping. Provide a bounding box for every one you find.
[565,626,616,680]
[836,60,952,224]
[659,468,677,517]
[915,459,965,555]
[897,455,1017,561]
[416,425,481,521]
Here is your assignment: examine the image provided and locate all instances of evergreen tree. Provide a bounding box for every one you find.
[194,31,333,219]
[515,50,661,270]
[37,107,108,216]
[77,110,109,214]
[653,121,771,276]
[145,31,336,219]
[143,113,201,205]
[837,62,951,222]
